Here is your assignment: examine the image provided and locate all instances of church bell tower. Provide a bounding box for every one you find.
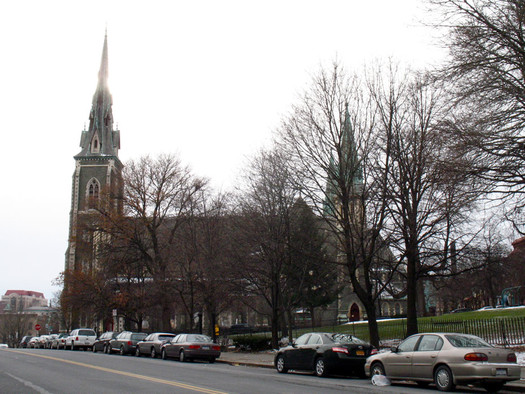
[65,32,122,273]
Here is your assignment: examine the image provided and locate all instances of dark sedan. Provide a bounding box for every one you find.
[92,331,120,353]
[108,331,147,355]
[274,332,376,377]
[161,333,221,363]
[136,332,175,358]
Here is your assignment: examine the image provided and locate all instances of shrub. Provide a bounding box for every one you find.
[232,335,271,351]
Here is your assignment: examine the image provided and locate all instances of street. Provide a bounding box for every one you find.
[0,348,514,393]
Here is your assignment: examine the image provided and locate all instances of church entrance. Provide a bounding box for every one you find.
[349,303,360,321]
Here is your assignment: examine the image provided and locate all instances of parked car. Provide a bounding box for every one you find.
[108,331,147,355]
[19,336,32,348]
[36,335,51,349]
[274,332,376,377]
[365,332,520,392]
[0,343,8,348]
[161,333,221,363]
[64,328,97,350]
[92,331,120,353]
[136,332,176,358]
[51,333,69,349]
[45,334,58,348]
[28,337,41,348]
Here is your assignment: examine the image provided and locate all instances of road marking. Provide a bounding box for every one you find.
[5,349,227,394]
[5,371,54,394]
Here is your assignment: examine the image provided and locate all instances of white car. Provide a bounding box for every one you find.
[0,343,8,348]
[64,328,97,350]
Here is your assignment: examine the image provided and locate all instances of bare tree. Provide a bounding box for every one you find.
[96,154,206,331]
[278,62,398,347]
[431,0,525,230]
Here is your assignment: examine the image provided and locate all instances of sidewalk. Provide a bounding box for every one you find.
[216,351,525,392]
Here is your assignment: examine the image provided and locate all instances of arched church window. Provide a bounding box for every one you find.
[87,178,100,209]
[91,133,100,153]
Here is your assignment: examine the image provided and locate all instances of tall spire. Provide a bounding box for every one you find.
[76,32,120,159]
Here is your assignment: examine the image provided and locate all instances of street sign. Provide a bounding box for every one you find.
[35,324,41,331]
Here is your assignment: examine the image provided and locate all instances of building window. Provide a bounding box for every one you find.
[91,133,100,153]
[87,178,100,209]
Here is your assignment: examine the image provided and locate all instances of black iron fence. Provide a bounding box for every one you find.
[227,316,525,349]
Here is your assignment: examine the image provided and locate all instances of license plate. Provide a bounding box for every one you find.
[356,350,365,356]
[202,346,209,350]
[496,369,507,376]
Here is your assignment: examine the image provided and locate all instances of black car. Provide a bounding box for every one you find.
[19,336,33,348]
[136,332,175,358]
[274,332,376,377]
[108,331,147,355]
[92,331,120,353]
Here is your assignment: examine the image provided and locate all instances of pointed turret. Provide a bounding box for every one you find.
[76,32,120,159]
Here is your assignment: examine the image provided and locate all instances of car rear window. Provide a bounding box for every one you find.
[186,334,211,342]
[445,334,492,348]
[330,333,367,345]
[79,330,96,336]
[132,333,147,340]
[158,335,175,341]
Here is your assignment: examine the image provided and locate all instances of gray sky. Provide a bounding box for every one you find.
[0,0,444,302]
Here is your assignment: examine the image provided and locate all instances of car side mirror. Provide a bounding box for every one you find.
[391,346,398,353]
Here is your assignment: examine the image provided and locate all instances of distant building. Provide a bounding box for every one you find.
[0,290,48,313]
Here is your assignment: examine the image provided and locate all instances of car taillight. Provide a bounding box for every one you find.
[76,337,79,341]
[464,353,488,362]
[127,341,132,346]
[370,348,378,355]
[507,353,517,363]
[212,345,221,351]
[332,346,349,354]
[189,345,201,350]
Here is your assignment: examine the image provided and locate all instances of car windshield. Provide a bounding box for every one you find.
[186,334,211,342]
[445,334,492,348]
[330,333,367,345]
[79,330,95,336]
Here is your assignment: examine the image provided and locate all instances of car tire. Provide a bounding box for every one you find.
[119,346,125,356]
[135,347,141,357]
[481,382,504,393]
[179,349,186,362]
[370,362,385,376]
[315,357,329,377]
[434,365,455,392]
[209,357,216,363]
[92,345,97,353]
[161,349,167,360]
[151,348,157,358]
[275,355,288,373]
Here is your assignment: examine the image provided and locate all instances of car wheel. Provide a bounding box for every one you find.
[315,357,329,377]
[92,345,97,353]
[151,348,157,358]
[275,355,288,373]
[434,365,455,392]
[209,357,216,363]
[161,349,167,360]
[135,347,141,357]
[481,382,504,393]
[370,362,385,376]
[119,346,126,356]
[179,349,186,362]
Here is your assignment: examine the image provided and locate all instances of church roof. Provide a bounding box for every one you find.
[76,32,120,161]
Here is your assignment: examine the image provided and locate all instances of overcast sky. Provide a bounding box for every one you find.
[0,0,445,302]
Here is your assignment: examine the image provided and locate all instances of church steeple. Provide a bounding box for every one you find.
[77,32,120,159]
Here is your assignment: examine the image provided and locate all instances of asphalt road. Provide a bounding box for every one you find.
[0,348,511,393]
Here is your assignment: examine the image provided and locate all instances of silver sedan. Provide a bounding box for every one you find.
[365,332,520,392]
